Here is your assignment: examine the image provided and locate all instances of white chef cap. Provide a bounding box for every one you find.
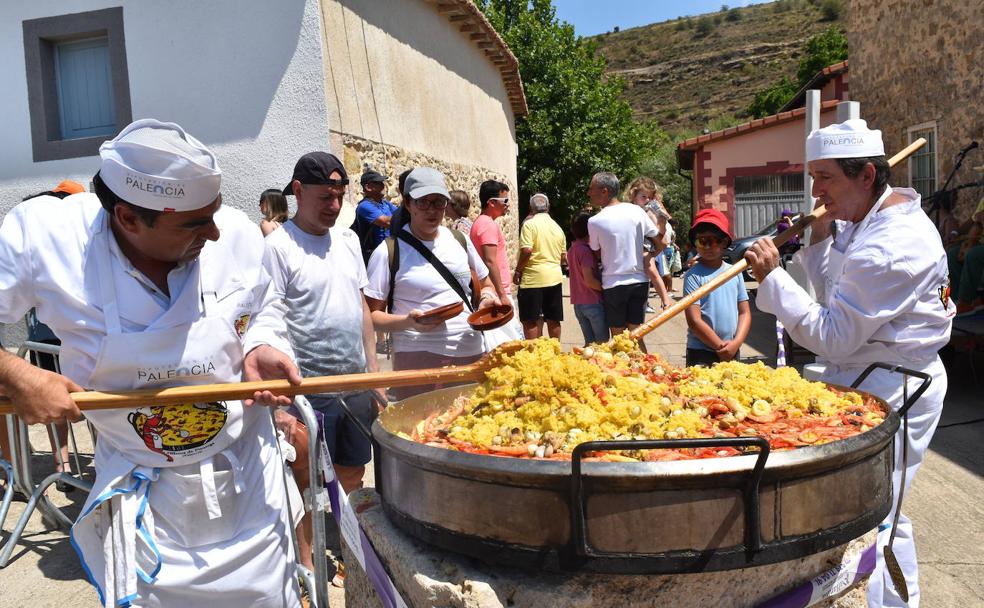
[806,119,885,162]
[99,119,221,212]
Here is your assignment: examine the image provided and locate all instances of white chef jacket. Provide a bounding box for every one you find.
[756,186,954,607]
[0,194,292,381]
[756,188,953,367]
[0,193,300,606]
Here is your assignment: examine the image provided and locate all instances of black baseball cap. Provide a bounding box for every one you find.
[360,169,387,185]
[283,151,349,195]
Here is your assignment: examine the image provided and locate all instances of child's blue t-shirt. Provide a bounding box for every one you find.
[683,261,749,351]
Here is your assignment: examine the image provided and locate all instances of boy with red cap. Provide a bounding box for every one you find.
[682,209,751,366]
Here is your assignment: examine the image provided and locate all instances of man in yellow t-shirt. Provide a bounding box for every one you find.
[513,193,568,338]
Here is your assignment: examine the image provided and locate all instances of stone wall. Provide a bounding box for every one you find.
[848,0,984,220]
[332,131,520,265]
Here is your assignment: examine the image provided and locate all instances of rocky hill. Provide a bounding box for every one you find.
[591,0,845,134]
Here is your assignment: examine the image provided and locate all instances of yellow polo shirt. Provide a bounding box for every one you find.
[519,213,566,288]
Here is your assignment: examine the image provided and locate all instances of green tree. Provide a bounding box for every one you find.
[475,0,656,230]
[795,26,847,84]
[746,76,799,118]
[746,26,848,118]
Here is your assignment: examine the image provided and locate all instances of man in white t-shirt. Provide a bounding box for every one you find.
[586,171,661,341]
[270,152,382,572]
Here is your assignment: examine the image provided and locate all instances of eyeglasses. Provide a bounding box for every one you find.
[489,197,510,206]
[695,236,724,247]
[413,198,449,211]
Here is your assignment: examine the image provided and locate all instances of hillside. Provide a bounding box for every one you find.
[591,0,845,134]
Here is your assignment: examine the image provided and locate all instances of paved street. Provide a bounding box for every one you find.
[1,277,981,607]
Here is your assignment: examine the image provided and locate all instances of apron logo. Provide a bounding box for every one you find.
[234,313,251,338]
[128,402,228,462]
[137,361,216,383]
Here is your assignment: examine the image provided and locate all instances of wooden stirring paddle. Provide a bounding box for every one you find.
[0,342,527,415]
[627,137,927,344]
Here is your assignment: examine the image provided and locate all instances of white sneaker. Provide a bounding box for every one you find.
[645,303,657,314]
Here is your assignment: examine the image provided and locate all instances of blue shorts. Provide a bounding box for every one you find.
[307,392,379,467]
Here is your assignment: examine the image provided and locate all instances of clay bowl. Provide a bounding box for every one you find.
[416,301,465,324]
[467,304,514,331]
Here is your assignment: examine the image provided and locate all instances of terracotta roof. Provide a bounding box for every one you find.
[425,0,528,116]
[779,60,849,113]
[676,99,840,170]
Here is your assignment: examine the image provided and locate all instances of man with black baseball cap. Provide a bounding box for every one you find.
[352,167,397,263]
[269,151,383,571]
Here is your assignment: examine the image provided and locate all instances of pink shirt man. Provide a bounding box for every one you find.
[470,214,512,293]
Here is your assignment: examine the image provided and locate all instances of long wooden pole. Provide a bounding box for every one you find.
[628,137,927,343]
[0,139,927,415]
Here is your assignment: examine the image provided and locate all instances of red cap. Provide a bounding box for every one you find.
[52,179,85,195]
[689,208,731,244]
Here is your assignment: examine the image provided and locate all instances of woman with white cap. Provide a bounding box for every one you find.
[364,167,499,400]
[0,119,302,606]
[745,119,953,608]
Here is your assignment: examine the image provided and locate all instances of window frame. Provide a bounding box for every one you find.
[22,7,132,162]
[906,121,938,199]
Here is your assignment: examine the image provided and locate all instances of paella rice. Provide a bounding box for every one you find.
[409,336,885,461]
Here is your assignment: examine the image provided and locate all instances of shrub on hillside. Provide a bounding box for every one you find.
[695,16,716,37]
[820,0,843,20]
[725,8,742,21]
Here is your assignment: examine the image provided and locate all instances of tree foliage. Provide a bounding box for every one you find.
[746,26,848,118]
[746,76,799,118]
[475,0,657,231]
[795,26,847,84]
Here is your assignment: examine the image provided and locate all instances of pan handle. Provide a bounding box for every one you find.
[568,436,770,563]
[850,363,931,418]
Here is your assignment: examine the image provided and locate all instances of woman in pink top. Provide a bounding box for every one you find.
[567,212,607,344]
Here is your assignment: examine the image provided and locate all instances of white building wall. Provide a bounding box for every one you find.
[0,0,330,221]
[0,0,330,346]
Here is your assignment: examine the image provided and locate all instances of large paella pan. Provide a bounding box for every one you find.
[368,338,900,574]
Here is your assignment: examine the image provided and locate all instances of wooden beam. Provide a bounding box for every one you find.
[470,32,487,41]
[458,24,478,33]
[477,41,495,48]
[435,3,457,13]
[449,14,470,22]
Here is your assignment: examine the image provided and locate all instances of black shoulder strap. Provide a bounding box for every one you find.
[386,236,398,313]
[396,229,474,311]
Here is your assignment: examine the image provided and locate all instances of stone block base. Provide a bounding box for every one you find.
[343,488,873,608]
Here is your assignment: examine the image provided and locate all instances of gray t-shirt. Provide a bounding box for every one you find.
[264,220,368,377]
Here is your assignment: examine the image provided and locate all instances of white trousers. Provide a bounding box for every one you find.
[820,358,946,608]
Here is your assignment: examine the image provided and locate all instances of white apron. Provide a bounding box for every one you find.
[813,189,944,608]
[70,226,299,608]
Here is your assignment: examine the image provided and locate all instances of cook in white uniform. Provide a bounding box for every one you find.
[745,119,954,608]
[0,119,302,607]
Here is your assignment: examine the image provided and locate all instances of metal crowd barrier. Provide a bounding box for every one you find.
[291,395,331,608]
[0,341,95,567]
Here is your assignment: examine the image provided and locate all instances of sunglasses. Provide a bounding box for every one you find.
[414,198,449,211]
[695,236,724,247]
[489,197,510,206]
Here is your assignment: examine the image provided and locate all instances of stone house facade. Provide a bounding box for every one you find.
[847,0,984,218]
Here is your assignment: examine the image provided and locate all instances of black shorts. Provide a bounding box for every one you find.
[602,282,649,327]
[517,283,564,322]
[308,392,379,467]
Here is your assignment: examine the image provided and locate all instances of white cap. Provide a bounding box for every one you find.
[99,119,221,212]
[806,119,885,162]
[404,167,450,200]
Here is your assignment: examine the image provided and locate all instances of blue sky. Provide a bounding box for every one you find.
[553,0,775,37]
